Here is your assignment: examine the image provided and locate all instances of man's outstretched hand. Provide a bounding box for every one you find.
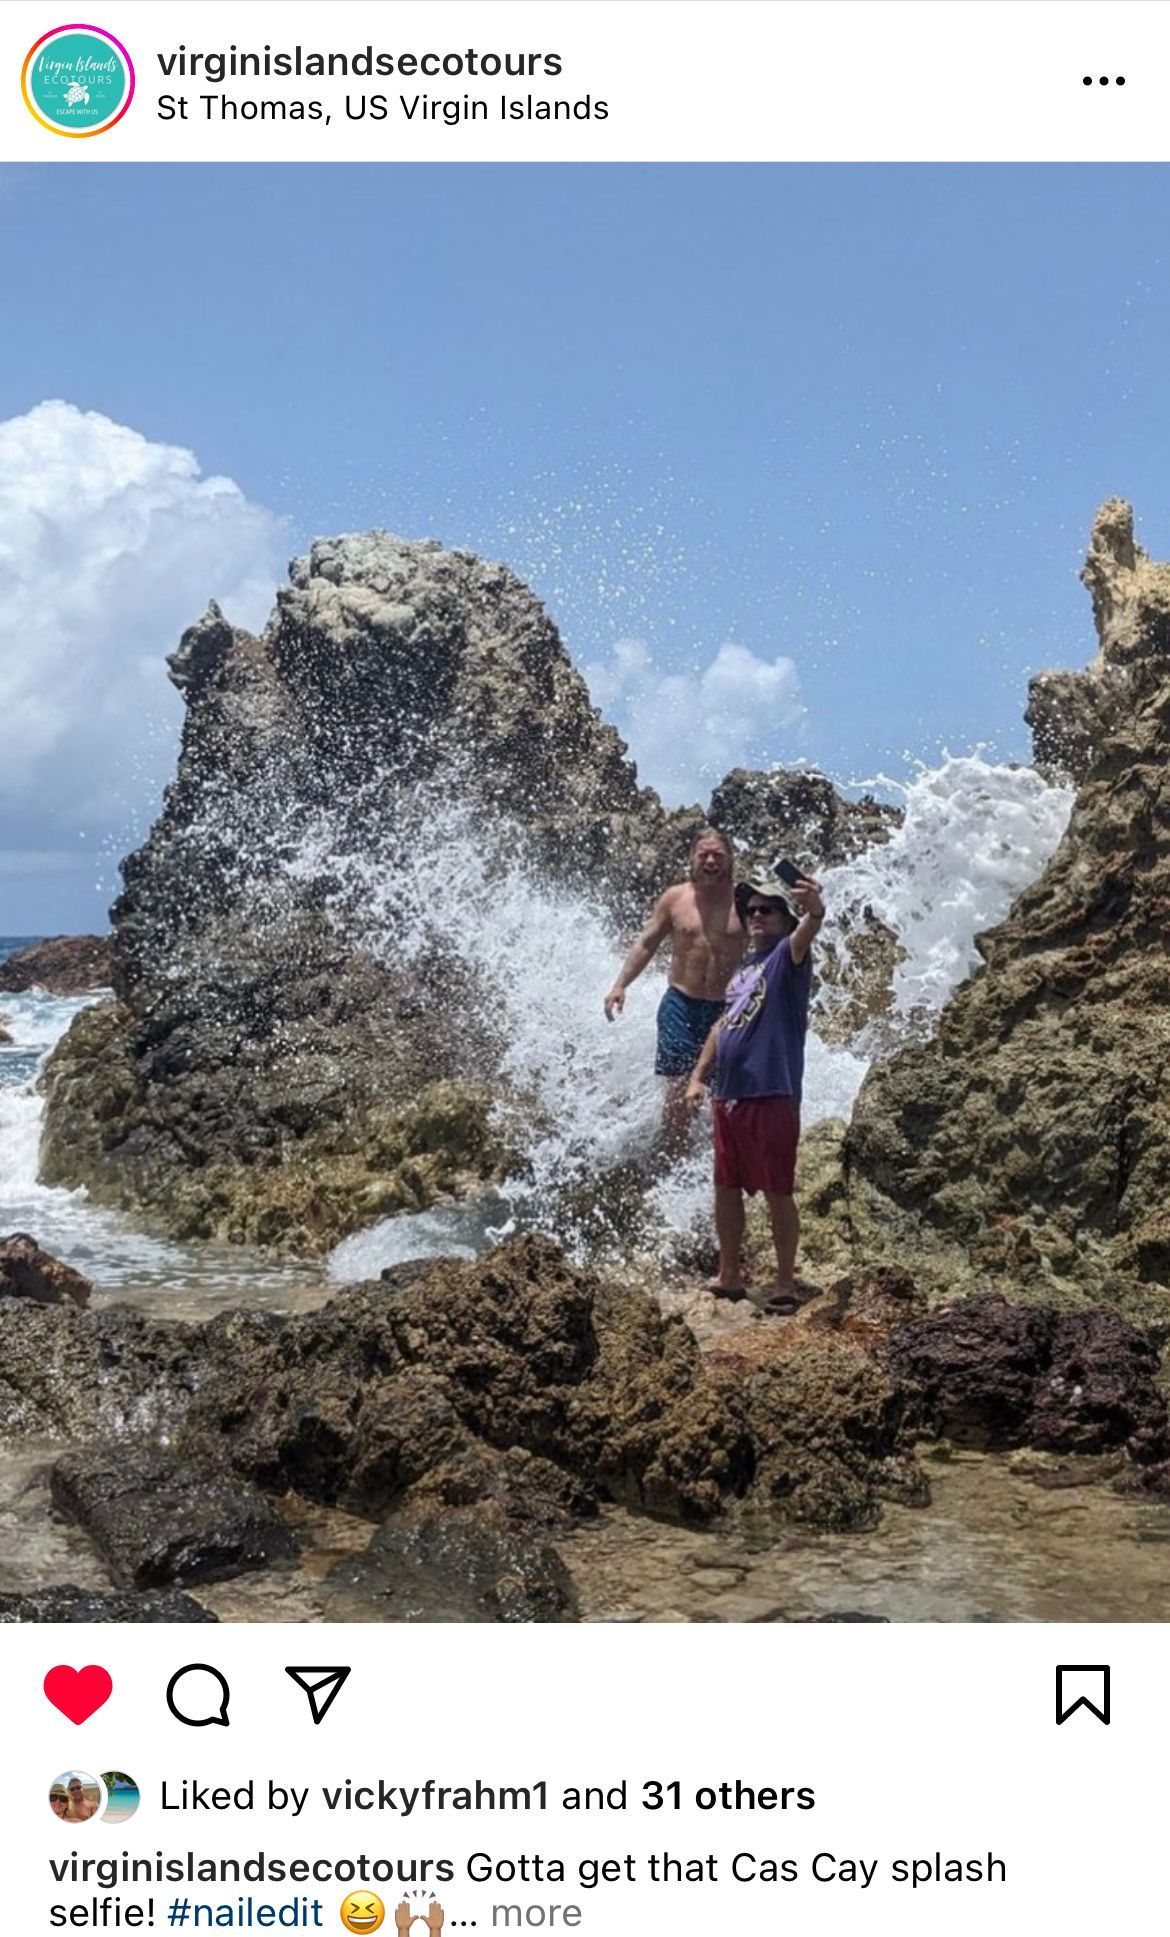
[604,984,626,1021]
[789,875,825,919]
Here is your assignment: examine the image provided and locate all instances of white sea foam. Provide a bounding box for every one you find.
[1,750,1075,1290]
[326,753,1073,1275]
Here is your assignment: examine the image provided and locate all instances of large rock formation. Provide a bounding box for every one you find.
[842,501,1170,1317]
[39,532,895,1251]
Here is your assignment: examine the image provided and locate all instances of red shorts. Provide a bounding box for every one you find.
[713,1096,800,1196]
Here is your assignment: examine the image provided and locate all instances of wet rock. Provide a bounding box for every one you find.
[844,501,1170,1310]
[0,1585,217,1622]
[0,1233,91,1308]
[50,1448,295,1589]
[332,1506,577,1623]
[0,1300,202,1438]
[886,1295,1169,1459]
[0,1014,11,1045]
[0,935,112,995]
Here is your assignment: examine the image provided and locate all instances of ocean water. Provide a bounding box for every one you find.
[0,751,1074,1298]
[0,938,322,1311]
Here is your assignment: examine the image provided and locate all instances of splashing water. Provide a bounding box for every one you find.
[819,754,1075,1028]
[324,754,1072,1276]
[0,751,1073,1291]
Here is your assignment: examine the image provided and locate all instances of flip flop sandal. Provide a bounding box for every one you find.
[761,1289,802,1315]
[706,1283,749,1302]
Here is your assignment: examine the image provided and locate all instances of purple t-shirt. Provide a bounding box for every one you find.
[714,935,812,1103]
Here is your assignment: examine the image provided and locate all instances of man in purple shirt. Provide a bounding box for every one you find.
[686,868,825,1312]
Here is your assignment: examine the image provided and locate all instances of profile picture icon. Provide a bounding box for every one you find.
[100,1772,141,1824]
[50,1772,105,1823]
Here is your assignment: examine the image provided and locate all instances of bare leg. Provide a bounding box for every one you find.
[713,1185,746,1291]
[660,1077,694,1158]
[765,1192,799,1296]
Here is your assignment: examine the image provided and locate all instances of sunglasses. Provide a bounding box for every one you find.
[746,902,783,917]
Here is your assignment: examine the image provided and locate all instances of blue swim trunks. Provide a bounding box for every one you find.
[655,986,725,1078]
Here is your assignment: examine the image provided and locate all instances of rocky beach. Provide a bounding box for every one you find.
[3,499,1170,1624]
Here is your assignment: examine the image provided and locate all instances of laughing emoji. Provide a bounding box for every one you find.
[340,1894,385,1933]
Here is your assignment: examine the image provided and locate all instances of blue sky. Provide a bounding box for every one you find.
[2,163,1169,929]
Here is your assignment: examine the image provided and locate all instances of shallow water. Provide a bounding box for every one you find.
[8,1442,1168,1623]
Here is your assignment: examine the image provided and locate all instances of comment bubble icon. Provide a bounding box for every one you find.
[166,1664,231,1728]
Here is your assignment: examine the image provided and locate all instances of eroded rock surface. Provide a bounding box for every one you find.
[842,501,1170,1313]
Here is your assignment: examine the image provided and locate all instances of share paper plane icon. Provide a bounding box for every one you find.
[285,1666,352,1724]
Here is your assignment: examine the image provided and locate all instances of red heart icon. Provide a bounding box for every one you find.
[44,1664,113,1724]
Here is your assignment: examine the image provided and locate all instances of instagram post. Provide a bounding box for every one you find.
[1,4,1169,1633]
[6,3,1169,1931]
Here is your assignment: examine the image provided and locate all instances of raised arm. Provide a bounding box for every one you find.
[604,890,676,1019]
[788,875,825,965]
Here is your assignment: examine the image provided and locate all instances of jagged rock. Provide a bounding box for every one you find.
[843,502,1170,1310]
[50,1449,296,1589]
[0,1586,217,1622]
[0,935,112,995]
[0,1232,91,1308]
[885,1295,1169,1459]
[708,768,900,870]
[703,1322,926,1530]
[0,1014,11,1045]
[0,1236,909,1546]
[37,532,899,1252]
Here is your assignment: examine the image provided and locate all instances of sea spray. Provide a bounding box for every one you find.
[324,754,1072,1274]
[816,754,1074,1036]
[0,750,1075,1285]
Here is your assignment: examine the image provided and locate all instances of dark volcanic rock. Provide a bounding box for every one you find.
[50,1449,296,1589]
[0,1233,91,1308]
[844,501,1170,1309]
[886,1295,1169,1459]
[0,1585,217,1623]
[332,1505,577,1623]
[0,935,111,995]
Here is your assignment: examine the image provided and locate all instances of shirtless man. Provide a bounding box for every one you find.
[65,1776,99,1822]
[604,828,745,1145]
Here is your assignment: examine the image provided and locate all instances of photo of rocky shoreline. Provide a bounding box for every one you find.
[2,496,1168,1625]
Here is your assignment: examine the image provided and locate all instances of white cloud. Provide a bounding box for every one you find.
[584,637,807,803]
[0,401,285,885]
